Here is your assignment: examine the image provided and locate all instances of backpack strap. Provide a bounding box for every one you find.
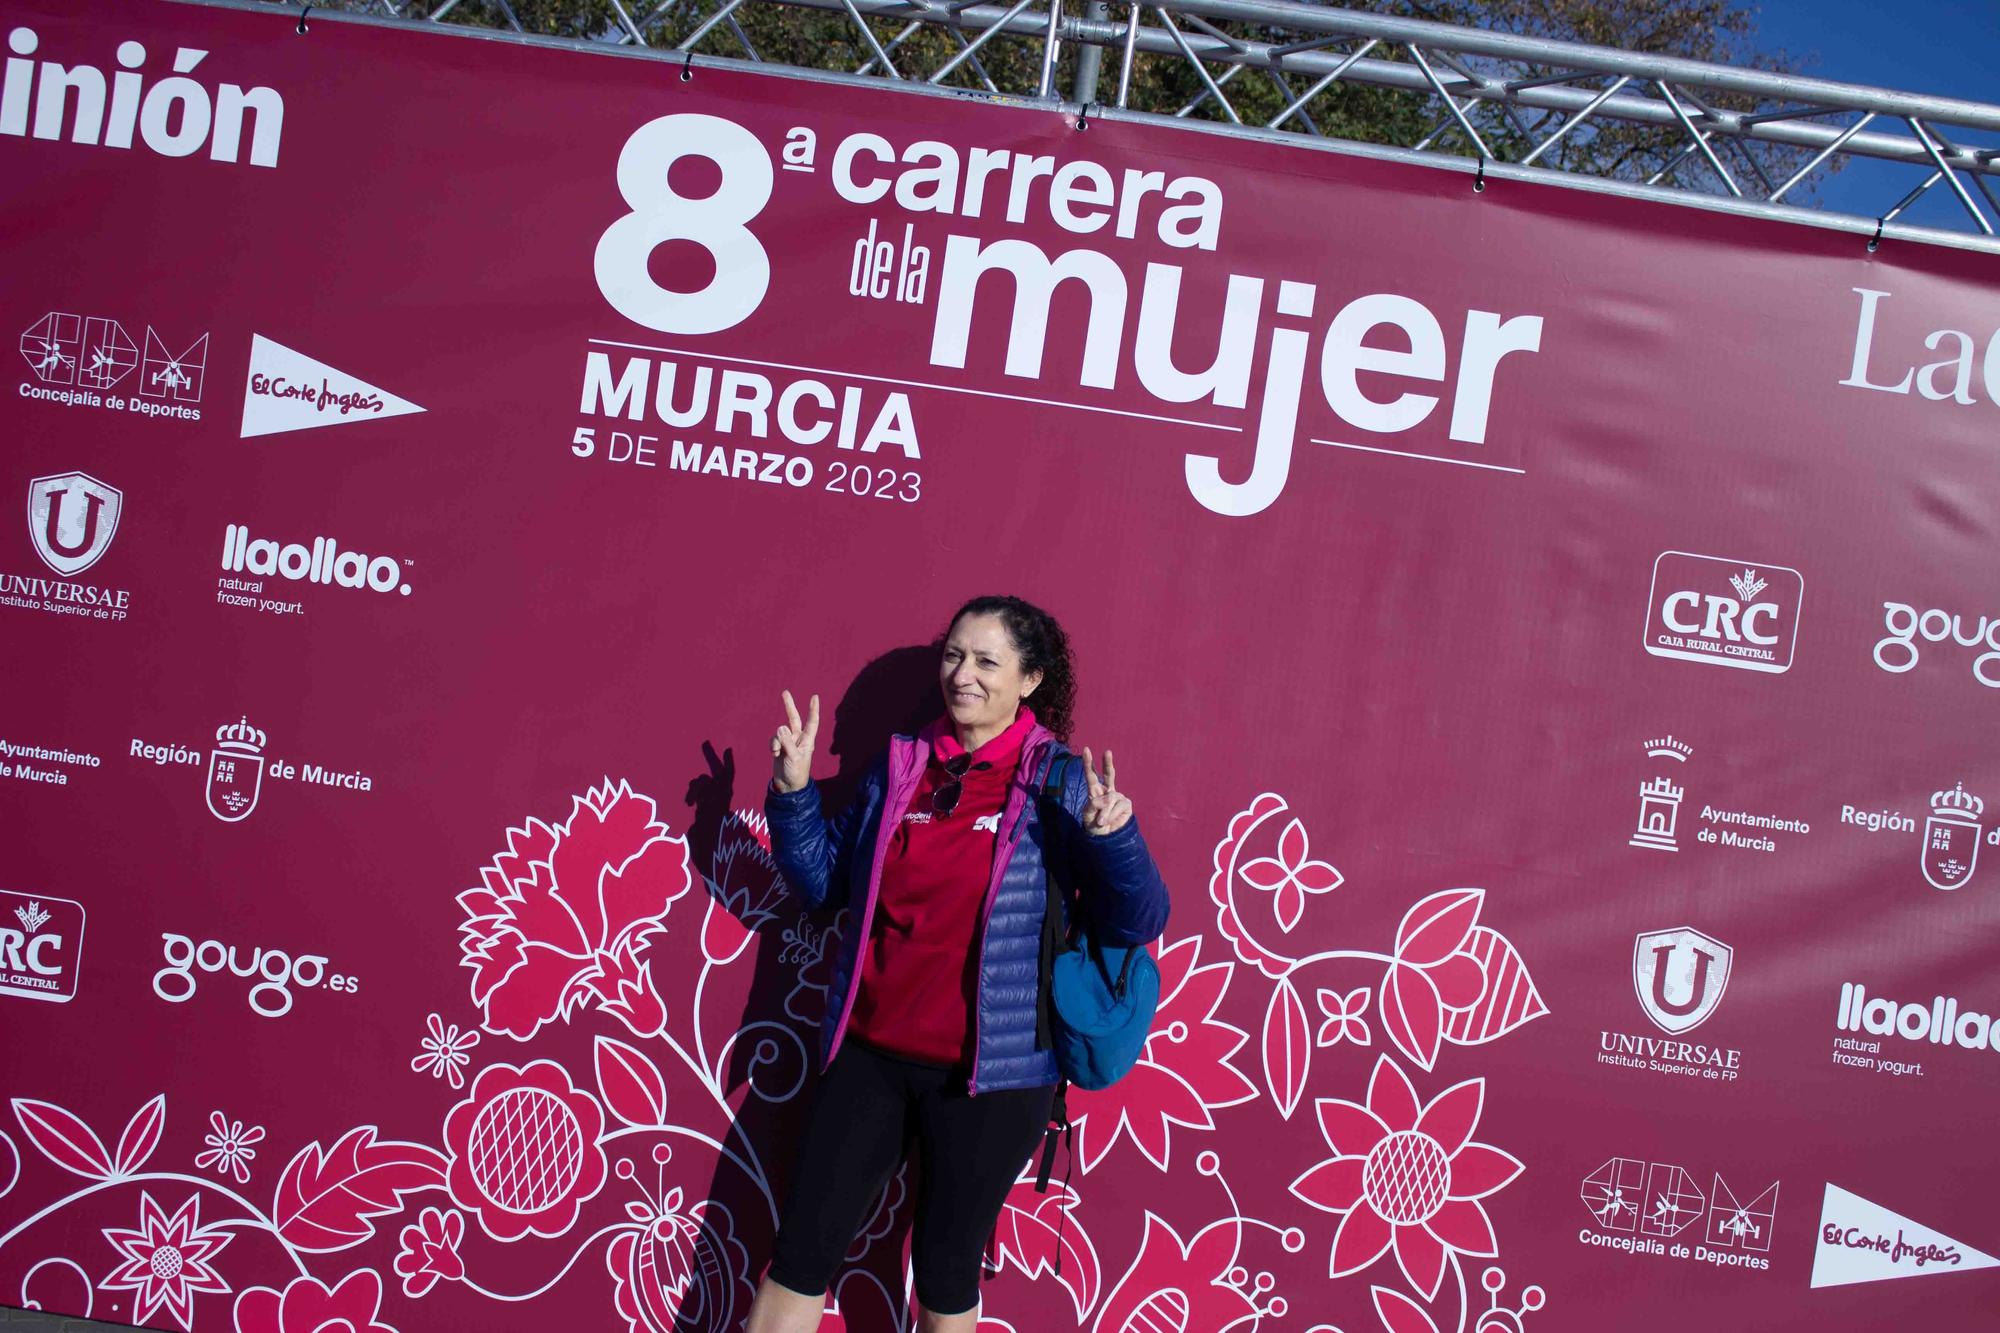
[1026,1079,1074,1280]
[1034,752,1076,1052]
[1034,1079,1069,1189]
[1030,750,1079,1257]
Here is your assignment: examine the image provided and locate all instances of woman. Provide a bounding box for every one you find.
[746,595,1170,1333]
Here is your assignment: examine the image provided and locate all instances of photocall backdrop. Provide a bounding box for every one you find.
[2,2,1997,1331]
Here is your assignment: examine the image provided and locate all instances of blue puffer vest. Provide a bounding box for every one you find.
[765,721,1170,1094]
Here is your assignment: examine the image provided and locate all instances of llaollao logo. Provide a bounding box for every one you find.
[220,524,413,596]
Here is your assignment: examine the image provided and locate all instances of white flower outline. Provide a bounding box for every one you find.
[411,1012,480,1089]
[193,1110,264,1185]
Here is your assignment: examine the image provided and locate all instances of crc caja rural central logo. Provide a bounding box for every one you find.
[1643,551,1803,674]
[0,889,85,1003]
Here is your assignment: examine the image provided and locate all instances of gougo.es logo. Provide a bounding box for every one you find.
[153,932,358,1017]
[1874,603,2000,688]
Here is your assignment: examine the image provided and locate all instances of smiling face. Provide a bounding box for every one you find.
[940,612,1043,746]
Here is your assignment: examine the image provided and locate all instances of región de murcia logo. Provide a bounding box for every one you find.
[207,716,266,822]
[1921,782,1983,891]
[1836,779,1993,897]
[128,716,378,823]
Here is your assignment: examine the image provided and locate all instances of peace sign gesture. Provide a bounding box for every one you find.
[1080,746,1133,836]
[771,689,819,793]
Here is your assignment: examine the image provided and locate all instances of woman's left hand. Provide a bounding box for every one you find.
[1081,746,1133,836]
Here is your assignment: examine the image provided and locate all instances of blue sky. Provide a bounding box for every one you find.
[1749,0,1999,230]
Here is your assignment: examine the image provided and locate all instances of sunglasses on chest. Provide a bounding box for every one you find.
[932,753,992,817]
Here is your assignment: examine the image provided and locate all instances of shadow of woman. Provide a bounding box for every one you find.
[676,644,944,1333]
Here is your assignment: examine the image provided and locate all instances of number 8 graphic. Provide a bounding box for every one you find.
[594,114,774,335]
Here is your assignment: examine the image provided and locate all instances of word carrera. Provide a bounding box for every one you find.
[590,113,1547,518]
[830,134,1223,248]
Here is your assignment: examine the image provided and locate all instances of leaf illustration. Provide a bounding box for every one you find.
[988,1175,1100,1317]
[1443,926,1550,1046]
[1261,976,1311,1120]
[1392,889,1484,969]
[594,1035,669,1127]
[274,1126,448,1252]
[11,1099,114,1181]
[113,1095,166,1176]
[1372,1284,1442,1333]
[1379,963,1443,1071]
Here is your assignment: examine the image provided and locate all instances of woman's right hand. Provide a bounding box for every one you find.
[771,689,820,793]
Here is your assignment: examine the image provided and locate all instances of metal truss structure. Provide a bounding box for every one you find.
[211,0,2000,255]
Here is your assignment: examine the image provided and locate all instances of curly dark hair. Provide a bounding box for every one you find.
[944,595,1077,741]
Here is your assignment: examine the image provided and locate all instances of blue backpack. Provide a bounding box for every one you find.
[1032,754,1161,1210]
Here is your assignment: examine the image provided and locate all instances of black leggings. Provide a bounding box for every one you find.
[767,1039,1056,1316]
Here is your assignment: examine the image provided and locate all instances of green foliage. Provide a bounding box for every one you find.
[298,0,1826,193]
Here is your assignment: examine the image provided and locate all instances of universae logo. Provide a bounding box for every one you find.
[1642,551,1802,674]
[26,471,120,576]
[1632,927,1732,1035]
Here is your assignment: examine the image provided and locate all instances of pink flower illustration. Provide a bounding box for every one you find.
[392,1206,465,1297]
[457,780,693,1040]
[102,1192,232,1331]
[606,1150,752,1333]
[411,1013,479,1089]
[1090,1212,1259,1333]
[1380,890,1547,1071]
[702,812,784,966]
[1071,936,1257,1173]
[1238,816,1343,932]
[196,1111,265,1184]
[233,1269,399,1333]
[1316,987,1372,1048]
[444,1060,608,1241]
[1289,1055,1522,1299]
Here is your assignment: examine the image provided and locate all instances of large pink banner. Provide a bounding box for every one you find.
[3,3,1997,1331]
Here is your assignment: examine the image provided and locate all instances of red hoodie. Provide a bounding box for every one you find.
[845,708,1037,1067]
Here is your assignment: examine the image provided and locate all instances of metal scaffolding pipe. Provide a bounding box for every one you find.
[763,0,2000,176]
[171,0,2000,253]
